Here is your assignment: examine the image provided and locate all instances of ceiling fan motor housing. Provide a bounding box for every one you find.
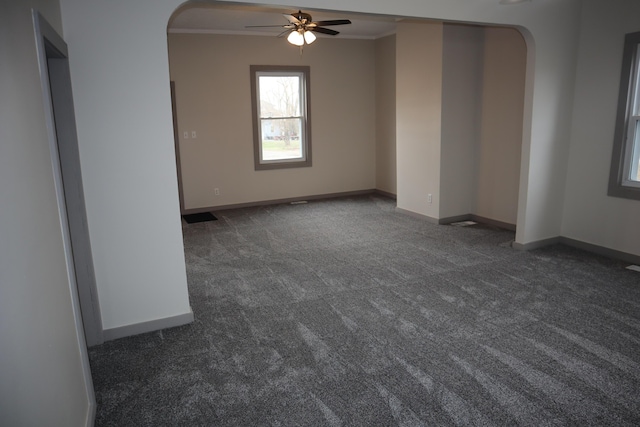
[292,11,312,25]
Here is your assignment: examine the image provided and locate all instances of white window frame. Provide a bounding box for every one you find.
[250,65,312,170]
[609,31,640,200]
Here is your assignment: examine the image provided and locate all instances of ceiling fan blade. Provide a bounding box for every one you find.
[311,19,352,26]
[245,24,294,28]
[277,29,292,38]
[309,27,340,36]
[283,14,301,25]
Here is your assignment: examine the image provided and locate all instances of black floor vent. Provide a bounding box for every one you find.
[182,212,217,224]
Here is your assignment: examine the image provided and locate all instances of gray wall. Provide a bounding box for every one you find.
[562,0,640,256]
[440,24,526,225]
[0,0,93,425]
[440,23,484,219]
[56,0,192,334]
[375,34,397,195]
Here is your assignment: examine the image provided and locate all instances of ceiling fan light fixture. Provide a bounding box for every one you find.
[303,30,316,45]
[287,30,304,46]
[247,10,350,48]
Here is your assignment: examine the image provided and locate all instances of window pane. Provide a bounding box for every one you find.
[630,120,640,182]
[251,65,311,170]
[260,118,303,161]
[608,32,640,198]
[259,75,301,118]
[633,45,640,116]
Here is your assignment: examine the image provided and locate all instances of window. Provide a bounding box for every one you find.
[250,65,311,170]
[609,31,640,200]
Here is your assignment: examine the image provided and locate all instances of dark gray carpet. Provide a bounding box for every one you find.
[89,195,640,426]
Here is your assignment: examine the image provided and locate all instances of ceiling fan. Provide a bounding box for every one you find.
[246,10,352,46]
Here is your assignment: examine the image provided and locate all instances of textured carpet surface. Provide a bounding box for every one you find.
[90,195,640,426]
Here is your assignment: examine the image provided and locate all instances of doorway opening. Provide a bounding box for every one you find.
[166,4,527,230]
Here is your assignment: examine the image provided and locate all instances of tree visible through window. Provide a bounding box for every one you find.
[609,31,640,200]
[250,66,311,170]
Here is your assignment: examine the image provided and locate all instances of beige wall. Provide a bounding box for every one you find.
[398,21,525,225]
[170,27,525,223]
[476,27,526,225]
[396,21,444,219]
[168,33,376,209]
[375,35,396,195]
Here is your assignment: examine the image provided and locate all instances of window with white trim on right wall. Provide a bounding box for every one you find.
[609,31,640,200]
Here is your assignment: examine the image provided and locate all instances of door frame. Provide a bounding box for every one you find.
[33,9,97,423]
[171,81,186,215]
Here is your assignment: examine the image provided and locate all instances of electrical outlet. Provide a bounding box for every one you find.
[428,194,433,204]
[214,188,220,196]
[192,131,197,139]
[183,131,188,139]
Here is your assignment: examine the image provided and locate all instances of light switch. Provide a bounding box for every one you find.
[183,131,188,139]
[192,131,197,139]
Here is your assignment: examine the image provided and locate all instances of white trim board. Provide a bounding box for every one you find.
[33,10,97,426]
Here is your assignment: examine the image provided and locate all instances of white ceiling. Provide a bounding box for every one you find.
[168,4,399,40]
